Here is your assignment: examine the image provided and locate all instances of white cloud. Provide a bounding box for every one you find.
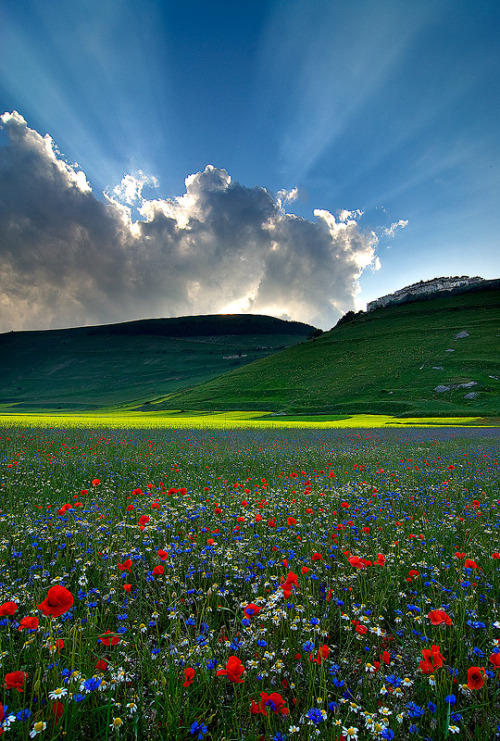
[0,112,380,331]
[383,218,409,238]
[111,171,159,205]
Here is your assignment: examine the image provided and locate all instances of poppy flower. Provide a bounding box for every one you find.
[183,668,195,687]
[138,515,150,529]
[216,656,245,683]
[348,556,364,569]
[419,645,445,673]
[92,478,100,487]
[96,659,108,671]
[52,701,64,722]
[467,666,486,690]
[312,552,323,562]
[5,670,27,692]
[258,691,288,715]
[0,602,18,616]
[355,625,368,636]
[37,585,74,618]
[243,603,261,618]
[18,616,39,631]
[123,584,132,592]
[464,559,477,569]
[309,645,329,664]
[376,554,386,565]
[152,565,164,576]
[157,549,168,560]
[99,630,120,647]
[489,653,500,669]
[427,610,453,626]
[287,517,297,526]
[117,559,132,573]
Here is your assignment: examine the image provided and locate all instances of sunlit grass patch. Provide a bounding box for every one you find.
[0,410,492,429]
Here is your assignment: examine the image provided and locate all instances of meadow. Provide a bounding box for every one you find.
[0,424,499,740]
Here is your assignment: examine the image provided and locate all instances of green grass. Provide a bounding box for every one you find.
[157,285,500,417]
[0,315,314,412]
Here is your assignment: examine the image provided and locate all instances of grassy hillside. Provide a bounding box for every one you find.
[0,314,315,411]
[153,284,500,417]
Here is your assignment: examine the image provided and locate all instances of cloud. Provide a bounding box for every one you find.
[0,112,379,331]
[383,218,409,238]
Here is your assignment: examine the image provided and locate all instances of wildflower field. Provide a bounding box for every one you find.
[0,425,499,740]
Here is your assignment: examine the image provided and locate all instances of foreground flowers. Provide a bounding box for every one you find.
[37,585,74,618]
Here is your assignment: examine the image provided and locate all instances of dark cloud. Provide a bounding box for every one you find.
[0,112,378,331]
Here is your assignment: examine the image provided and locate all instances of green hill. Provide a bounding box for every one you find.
[0,314,315,411]
[152,283,500,417]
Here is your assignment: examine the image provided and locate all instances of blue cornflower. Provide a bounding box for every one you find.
[306,708,324,725]
[84,677,101,692]
[190,721,208,739]
[427,702,437,713]
[381,730,395,740]
[257,639,267,647]
[273,734,287,741]
[445,695,456,705]
[303,640,315,652]
[242,618,250,627]
[406,702,424,718]
[451,713,463,723]
[409,725,420,736]
[16,708,32,721]
[473,647,485,657]
[310,617,319,626]
[206,659,217,670]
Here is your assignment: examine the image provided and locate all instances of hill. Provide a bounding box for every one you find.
[152,283,500,417]
[0,314,315,411]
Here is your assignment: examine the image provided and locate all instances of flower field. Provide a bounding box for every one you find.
[0,425,499,740]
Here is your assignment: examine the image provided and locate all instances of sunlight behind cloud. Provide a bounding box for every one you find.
[0,114,380,332]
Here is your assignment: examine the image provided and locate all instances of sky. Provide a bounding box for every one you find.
[1,0,499,332]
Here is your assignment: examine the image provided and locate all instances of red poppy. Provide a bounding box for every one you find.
[138,515,150,529]
[355,625,368,636]
[37,585,74,618]
[244,603,261,618]
[467,666,486,690]
[4,670,27,692]
[312,553,323,562]
[51,700,64,724]
[216,655,245,683]
[126,504,135,511]
[489,653,500,669]
[348,556,364,569]
[0,602,17,616]
[152,565,164,576]
[96,659,108,671]
[376,554,386,565]
[381,651,390,665]
[419,645,445,673]
[92,479,100,487]
[99,630,120,646]
[309,645,329,664]
[117,559,132,573]
[464,559,477,569]
[258,691,288,715]
[427,610,453,626]
[183,667,195,687]
[301,566,310,574]
[287,517,297,526]
[157,549,168,560]
[18,616,39,631]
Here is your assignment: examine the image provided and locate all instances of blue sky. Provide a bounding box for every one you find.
[1,0,499,331]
